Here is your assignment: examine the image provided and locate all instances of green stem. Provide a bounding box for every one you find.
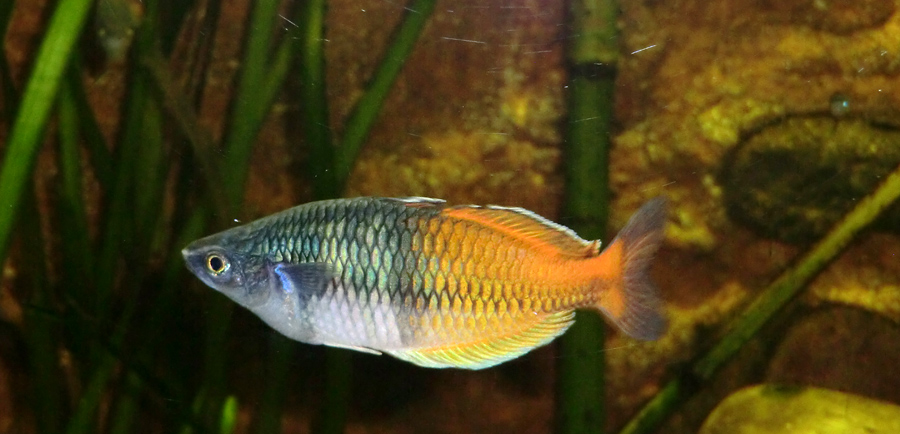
[557,0,618,433]
[0,0,92,265]
[617,164,900,434]
[334,0,437,184]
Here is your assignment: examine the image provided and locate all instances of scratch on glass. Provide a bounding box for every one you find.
[631,44,657,54]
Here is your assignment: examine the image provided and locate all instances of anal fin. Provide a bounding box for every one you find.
[387,311,575,370]
[325,343,383,356]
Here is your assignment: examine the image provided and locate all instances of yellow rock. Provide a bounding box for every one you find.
[700,385,900,434]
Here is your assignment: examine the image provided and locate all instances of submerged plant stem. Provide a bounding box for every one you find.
[618,165,900,434]
[557,0,618,433]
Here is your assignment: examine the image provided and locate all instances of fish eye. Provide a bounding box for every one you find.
[206,254,230,276]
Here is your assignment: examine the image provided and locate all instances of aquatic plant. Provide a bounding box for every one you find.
[556,0,619,432]
[0,0,437,433]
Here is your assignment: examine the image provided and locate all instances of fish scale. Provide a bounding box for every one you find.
[182,196,667,369]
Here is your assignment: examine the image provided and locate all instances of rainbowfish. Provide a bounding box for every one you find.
[182,197,667,369]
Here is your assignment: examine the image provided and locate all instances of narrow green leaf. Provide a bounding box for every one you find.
[55,76,99,365]
[94,68,148,318]
[220,395,239,434]
[298,0,337,198]
[109,374,141,434]
[255,334,294,434]
[198,295,235,430]
[141,47,229,217]
[132,96,166,243]
[0,0,93,264]
[335,0,437,184]
[223,0,281,208]
[65,348,117,434]
[310,349,353,434]
[295,2,350,433]
[66,64,113,188]
[57,80,94,302]
[262,30,302,117]
[22,185,62,434]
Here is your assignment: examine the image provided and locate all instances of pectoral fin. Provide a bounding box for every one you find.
[269,262,332,296]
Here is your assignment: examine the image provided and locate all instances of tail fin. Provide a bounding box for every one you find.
[593,197,668,340]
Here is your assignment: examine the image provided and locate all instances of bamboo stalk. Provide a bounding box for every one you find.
[557,0,619,433]
[617,165,900,434]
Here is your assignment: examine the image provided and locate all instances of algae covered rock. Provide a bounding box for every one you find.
[766,307,900,403]
[699,384,900,434]
[761,0,895,35]
[722,116,900,243]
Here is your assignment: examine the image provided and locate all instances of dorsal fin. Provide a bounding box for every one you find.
[442,205,599,258]
[386,311,575,369]
[387,196,447,208]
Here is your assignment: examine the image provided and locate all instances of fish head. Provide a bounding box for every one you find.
[181,228,271,309]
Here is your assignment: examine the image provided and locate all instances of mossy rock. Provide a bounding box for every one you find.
[763,0,896,34]
[722,116,900,244]
[700,384,900,434]
[766,307,900,404]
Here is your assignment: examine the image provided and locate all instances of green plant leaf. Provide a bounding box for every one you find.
[0,0,93,264]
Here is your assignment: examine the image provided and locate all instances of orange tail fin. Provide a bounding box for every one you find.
[592,197,667,340]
